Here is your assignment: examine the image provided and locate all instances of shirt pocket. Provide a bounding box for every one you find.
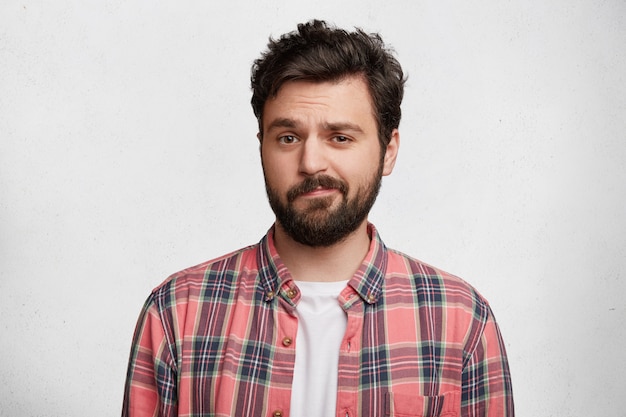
[385,390,460,417]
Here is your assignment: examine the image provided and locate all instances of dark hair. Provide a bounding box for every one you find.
[251,19,406,147]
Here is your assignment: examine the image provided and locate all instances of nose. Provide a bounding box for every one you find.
[298,138,328,176]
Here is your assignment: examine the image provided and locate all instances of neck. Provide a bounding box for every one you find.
[273,220,371,282]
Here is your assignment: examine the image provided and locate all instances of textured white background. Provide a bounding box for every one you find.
[1,1,625,416]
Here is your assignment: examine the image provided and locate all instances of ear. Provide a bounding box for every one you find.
[257,132,264,157]
[382,129,400,176]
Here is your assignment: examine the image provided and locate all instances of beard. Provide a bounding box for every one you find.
[264,165,383,247]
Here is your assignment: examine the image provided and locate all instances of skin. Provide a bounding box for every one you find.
[259,75,400,282]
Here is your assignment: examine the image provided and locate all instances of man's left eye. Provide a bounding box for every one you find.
[333,135,349,143]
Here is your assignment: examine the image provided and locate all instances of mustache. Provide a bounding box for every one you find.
[287,175,348,203]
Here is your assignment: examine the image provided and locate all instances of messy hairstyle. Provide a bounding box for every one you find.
[251,19,406,148]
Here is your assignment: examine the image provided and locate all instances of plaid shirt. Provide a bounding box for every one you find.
[123,224,513,416]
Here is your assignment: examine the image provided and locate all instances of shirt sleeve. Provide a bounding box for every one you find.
[461,305,515,416]
[122,295,178,417]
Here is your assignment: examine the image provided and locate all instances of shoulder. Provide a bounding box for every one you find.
[384,249,497,356]
[385,248,491,313]
[149,243,260,305]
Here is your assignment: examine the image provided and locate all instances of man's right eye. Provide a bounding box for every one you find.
[278,135,299,144]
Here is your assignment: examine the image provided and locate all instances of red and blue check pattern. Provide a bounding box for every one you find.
[123,224,513,416]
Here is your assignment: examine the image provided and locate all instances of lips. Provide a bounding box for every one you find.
[287,175,348,203]
[300,186,338,197]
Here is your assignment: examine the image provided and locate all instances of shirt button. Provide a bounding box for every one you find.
[286,288,297,299]
[273,411,283,417]
[282,337,293,347]
[266,291,275,299]
[367,294,376,303]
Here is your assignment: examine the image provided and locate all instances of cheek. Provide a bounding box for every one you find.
[344,163,381,194]
[260,150,278,177]
[262,151,298,186]
[338,157,377,181]
[262,163,291,192]
[261,145,288,169]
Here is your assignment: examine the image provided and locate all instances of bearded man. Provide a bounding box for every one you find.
[122,19,514,417]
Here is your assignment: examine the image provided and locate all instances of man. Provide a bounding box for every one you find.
[122,20,514,417]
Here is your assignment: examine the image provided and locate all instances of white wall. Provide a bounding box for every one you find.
[1,1,625,416]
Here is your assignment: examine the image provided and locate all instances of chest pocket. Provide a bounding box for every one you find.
[385,390,460,417]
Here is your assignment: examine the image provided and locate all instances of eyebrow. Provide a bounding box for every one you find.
[322,121,364,133]
[265,118,364,133]
[266,117,298,131]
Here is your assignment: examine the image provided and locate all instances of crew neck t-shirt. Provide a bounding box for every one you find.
[290,280,349,417]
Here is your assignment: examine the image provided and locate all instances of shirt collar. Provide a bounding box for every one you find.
[257,223,388,304]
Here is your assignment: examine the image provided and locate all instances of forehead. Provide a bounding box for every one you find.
[262,76,376,131]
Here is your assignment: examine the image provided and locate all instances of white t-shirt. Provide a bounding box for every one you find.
[290,280,349,417]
